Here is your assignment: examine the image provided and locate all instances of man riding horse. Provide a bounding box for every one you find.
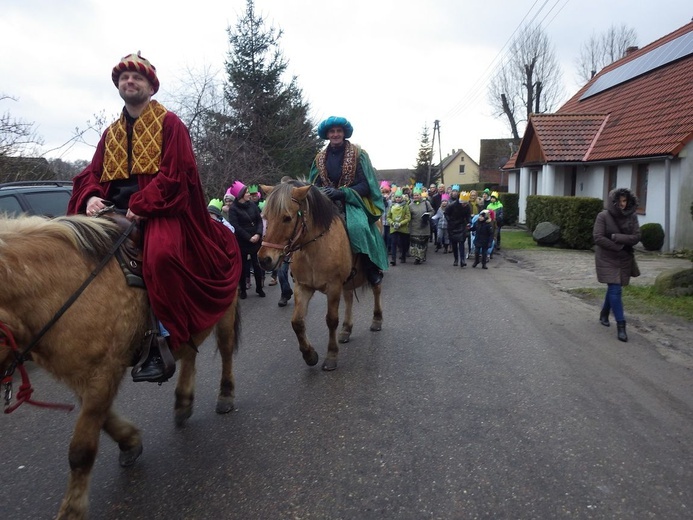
[68,52,242,383]
[308,116,388,286]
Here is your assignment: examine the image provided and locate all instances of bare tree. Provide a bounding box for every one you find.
[0,94,43,157]
[575,24,638,83]
[488,25,563,140]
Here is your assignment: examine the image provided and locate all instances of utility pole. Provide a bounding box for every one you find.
[426,120,442,186]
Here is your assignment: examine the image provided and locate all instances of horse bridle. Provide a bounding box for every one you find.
[261,196,329,271]
[0,217,137,413]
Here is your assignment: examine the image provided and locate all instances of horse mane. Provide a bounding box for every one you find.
[265,180,339,233]
[0,215,121,263]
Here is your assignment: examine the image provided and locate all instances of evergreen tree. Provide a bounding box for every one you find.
[217,0,320,186]
[413,125,435,186]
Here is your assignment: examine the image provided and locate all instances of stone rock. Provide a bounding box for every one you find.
[654,267,693,296]
[533,222,561,246]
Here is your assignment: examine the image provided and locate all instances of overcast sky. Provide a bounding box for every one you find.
[2,0,691,170]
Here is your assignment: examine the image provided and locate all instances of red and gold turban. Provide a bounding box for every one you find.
[111,51,159,93]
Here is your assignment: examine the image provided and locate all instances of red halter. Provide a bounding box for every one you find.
[1,321,75,414]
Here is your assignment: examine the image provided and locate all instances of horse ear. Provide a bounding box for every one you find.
[259,184,274,195]
[292,185,312,201]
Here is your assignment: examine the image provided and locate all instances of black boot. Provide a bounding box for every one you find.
[366,260,383,285]
[132,346,172,383]
[617,321,628,342]
[599,309,610,327]
[255,272,265,297]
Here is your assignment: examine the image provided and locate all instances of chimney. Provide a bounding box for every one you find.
[625,46,639,56]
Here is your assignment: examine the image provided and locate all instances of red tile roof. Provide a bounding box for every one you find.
[508,21,693,167]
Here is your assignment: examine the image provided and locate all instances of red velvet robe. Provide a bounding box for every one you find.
[68,110,241,350]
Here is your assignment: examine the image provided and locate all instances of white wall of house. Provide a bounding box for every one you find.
[515,153,693,251]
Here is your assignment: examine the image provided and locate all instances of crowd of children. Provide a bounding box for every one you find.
[380,181,505,270]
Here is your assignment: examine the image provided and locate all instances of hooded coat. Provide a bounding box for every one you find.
[593,188,641,286]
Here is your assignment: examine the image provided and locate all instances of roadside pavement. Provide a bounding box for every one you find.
[500,246,693,369]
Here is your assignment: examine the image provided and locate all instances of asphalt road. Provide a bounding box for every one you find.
[2,247,692,519]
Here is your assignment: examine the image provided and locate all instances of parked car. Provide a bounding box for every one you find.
[0,180,73,217]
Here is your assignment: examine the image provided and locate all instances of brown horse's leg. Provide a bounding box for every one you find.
[370,281,383,331]
[57,386,118,520]
[102,408,142,467]
[322,288,342,371]
[214,301,239,415]
[338,287,354,344]
[291,284,319,367]
[174,347,197,427]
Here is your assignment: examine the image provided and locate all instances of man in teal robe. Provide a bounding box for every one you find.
[308,116,388,285]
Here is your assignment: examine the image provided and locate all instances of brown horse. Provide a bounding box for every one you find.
[258,181,383,371]
[0,215,239,520]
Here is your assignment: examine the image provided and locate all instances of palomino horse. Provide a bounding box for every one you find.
[0,215,239,520]
[258,181,383,371]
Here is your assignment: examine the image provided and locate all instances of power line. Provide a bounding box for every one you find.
[442,0,569,123]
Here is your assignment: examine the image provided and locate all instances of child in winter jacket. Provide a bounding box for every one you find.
[470,210,493,269]
[386,189,411,265]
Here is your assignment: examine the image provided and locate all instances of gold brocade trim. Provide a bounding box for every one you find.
[101,100,167,182]
[316,140,360,188]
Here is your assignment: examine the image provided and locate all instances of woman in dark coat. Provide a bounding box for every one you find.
[228,184,265,299]
[593,188,641,342]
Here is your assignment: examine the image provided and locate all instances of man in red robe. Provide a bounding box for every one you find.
[68,52,242,382]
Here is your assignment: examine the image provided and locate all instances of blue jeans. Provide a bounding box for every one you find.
[602,284,625,322]
[277,259,292,299]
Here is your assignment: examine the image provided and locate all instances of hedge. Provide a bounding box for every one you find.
[525,195,603,250]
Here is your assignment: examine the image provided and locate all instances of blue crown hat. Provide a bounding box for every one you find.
[317,116,354,139]
[415,182,424,190]
[452,184,460,191]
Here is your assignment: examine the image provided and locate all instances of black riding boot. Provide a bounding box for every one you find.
[617,321,628,342]
[599,309,610,327]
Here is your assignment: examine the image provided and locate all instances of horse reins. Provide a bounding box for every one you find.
[1,219,137,413]
[261,197,329,270]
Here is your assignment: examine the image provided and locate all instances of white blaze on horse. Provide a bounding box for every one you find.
[0,215,239,520]
[258,181,383,371]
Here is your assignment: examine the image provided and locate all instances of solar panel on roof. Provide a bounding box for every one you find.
[580,30,693,100]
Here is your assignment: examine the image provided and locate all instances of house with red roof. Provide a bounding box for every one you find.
[504,21,693,251]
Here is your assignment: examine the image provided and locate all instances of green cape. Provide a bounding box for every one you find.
[309,146,388,271]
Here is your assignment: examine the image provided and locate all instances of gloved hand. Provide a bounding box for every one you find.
[393,222,400,230]
[322,187,345,201]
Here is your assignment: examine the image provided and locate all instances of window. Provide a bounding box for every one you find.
[0,195,23,216]
[607,165,618,192]
[24,190,72,217]
[459,165,465,174]
[635,163,648,214]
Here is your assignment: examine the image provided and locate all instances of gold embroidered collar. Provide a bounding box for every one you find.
[315,140,360,188]
[101,100,167,182]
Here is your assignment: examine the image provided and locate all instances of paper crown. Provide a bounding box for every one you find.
[452,185,460,191]
[227,180,246,199]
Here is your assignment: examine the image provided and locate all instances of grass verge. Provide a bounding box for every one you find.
[569,286,693,322]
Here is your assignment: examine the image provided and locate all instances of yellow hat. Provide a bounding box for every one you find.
[460,192,470,202]
[491,191,499,199]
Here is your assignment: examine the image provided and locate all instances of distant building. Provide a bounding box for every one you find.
[376,168,414,188]
[437,149,479,187]
[478,138,521,190]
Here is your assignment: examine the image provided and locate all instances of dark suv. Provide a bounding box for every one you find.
[0,180,73,217]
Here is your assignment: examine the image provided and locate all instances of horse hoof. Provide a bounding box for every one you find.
[303,350,319,366]
[215,398,235,415]
[338,332,351,343]
[175,407,193,427]
[119,442,143,467]
[322,359,337,371]
[370,321,382,331]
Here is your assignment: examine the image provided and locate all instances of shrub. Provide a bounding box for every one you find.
[640,223,665,251]
[525,195,602,249]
